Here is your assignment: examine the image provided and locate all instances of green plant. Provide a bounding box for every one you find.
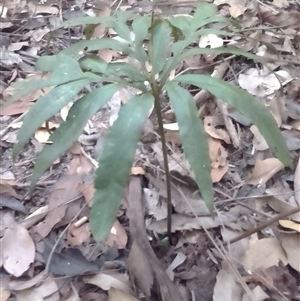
[4,3,292,242]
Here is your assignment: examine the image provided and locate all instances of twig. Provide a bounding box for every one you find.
[222,205,300,246]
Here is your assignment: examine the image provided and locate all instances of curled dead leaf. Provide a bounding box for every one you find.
[245,158,284,186]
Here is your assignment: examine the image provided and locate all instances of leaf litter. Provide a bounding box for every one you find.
[1,0,300,300]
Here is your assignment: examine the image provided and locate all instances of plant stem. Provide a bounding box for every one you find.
[152,83,172,242]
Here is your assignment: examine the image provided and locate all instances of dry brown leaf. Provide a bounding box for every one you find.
[0,101,33,116]
[8,271,45,291]
[34,174,81,238]
[245,158,284,185]
[126,176,183,301]
[165,131,181,144]
[213,267,242,301]
[106,219,128,249]
[92,7,111,39]
[15,277,59,301]
[242,238,288,271]
[165,252,186,281]
[77,177,95,207]
[207,137,228,182]
[250,125,268,151]
[279,220,300,232]
[295,158,300,206]
[211,163,229,183]
[204,116,231,143]
[68,155,94,175]
[130,166,145,175]
[0,181,19,198]
[260,10,300,28]
[108,288,139,301]
[265,196,300,222]
[27,2,59,14]
[83,272,133,295]
[67,222,91,246]
[280,233,300,272]
[34,128,52,144]
[147,212,237,233]
[242,285,269,301]
[21,205,49,229]
[2,222,35,277]
[128,241,154,297]
[0,287,10,301]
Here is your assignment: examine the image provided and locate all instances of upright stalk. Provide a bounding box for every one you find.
[152,83,172,242]
[149,11,172,242]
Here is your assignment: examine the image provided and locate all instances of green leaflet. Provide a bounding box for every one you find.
[165,82,214,214]
[13,78,93,158]
[151,21,172,75]
[90,93,154,242]
[175,74,292,167]
[5,54,100,107]
[31,84,122,188]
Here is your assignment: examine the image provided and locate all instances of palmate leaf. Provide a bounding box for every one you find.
[175,74,292,167]
[31,84,122,188]
[90,93,154,242]
[13,78,93,158]
[165,82,214,214]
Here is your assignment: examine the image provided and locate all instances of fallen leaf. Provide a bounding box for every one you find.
[67,222,91,246]
[126,176,183,301]
[147,212,237,233]
[34,174,81,238]
[265,196,300,222]
[199,34,224,48]
[163,122,179,131]
[106,219,128,249]
[250,125,268,151]
[43,244,98,276]
[204,116,231,144]
[241,285,269,301]
[15,277,59,301]
[165,131,181,144]
[261,10,300,28]
[241,238,288,271]
[34,128,52,144]
[8,271,45,291]
[280,233,300,272]
[108,288,139,301]
[83,272,133,294]
[128,241,154,297]
[143,188,168,221]
[130,166,145,175]
[245,158,284,185]
[165,252,186,280]
[279,220,300,232]
[0,287,10,301]
[77,176,95,207]
[2,222,35,277]
[0,100,33,115]
[21,205,49,229]
[213,267,242,301]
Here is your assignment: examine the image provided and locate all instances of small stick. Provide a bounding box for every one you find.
[222,205,300,246]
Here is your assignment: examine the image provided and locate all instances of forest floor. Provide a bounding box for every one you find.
[0,0,300,300]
